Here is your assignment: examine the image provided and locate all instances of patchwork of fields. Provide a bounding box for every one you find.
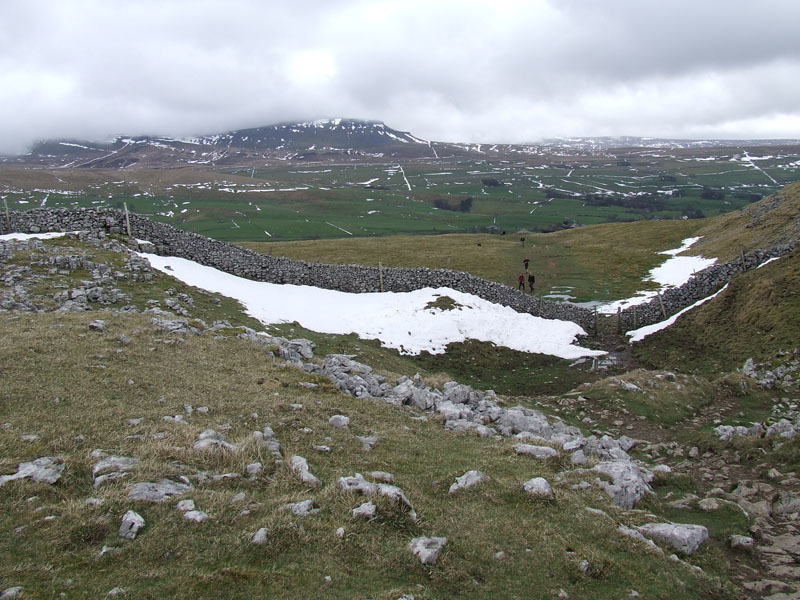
[2,144,799,242]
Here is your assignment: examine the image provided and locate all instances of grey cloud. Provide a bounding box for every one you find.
[1,0,800,154]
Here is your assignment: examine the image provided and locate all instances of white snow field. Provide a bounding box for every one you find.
[138,253,605,359]
[596,237,717,314]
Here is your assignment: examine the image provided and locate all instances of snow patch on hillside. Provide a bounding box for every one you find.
[137,253,604,360]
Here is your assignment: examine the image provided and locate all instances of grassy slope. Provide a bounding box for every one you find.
[631,184,800,372]
[633,248,800,372]
[691,180,800,261]
[0,311,735,600]
[243,219,703,303]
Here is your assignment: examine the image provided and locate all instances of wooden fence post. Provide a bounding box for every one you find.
[617,306,622,334]
[656,291,667,319]
[379,262,384,292]
[632,305,637,330]
[740,246,746,271]
[3,198,9,231]
[593,306,598,335]
[123,202,132,237]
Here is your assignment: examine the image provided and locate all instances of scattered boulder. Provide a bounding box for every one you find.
[89,319,107,332]
[730,535,755,551]
[337,473,417,520]
[637,523,708,555]
[252,528,269,545]
[408,536,447,566]
[290,455,322,487]
[193,429,237,451]
[283,499,320,517]
[128,479,192,503]
[328,415,350,430]
[0,457,64,487]
[183,510,209,523]
[118,510,145,540]
[514,444,558,460]
[592,461,653,509]
[449,470,489,494]
[522,477,553,499]
[352,501,377,519]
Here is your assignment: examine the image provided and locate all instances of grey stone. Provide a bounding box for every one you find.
[118,510,145,540]
[193,429,236,451]
[290,455,321,487]
[283,499,320,516]
[408,536,447,566]
[352,501,377,519]
[0,457,65,487]
[328,415,350,430]
[252,528,269,545]
[128,479,192,502]
[89,319,107,332]
[356,435,378,451]
[514,443,558,460]
[730,535,755,551]
[592,461,653,509]
[449,470,489,494]
[183,510,209,523]
[637,523,709,554]
[92,455,138,478]
[0,588,23,599]
[522,477,553,498]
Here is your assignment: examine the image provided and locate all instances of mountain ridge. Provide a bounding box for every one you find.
[8,118,800,169]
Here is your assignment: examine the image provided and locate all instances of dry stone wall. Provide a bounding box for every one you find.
[1,207,594,329]
[618,243,796,330]
[4,207,792,334]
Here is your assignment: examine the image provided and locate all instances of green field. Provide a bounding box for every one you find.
[2,144,798,242]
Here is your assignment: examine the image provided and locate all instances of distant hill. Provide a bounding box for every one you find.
[15,119,439,169]
[8,118,800,169]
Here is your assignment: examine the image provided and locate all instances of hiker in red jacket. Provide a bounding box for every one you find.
[517,273,525,290]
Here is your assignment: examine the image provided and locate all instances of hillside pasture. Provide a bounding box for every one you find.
[1,144,798,242]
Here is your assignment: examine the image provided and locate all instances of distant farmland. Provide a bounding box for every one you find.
[2,144,798,241]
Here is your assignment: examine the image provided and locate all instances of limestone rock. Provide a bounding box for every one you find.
[183,510,209,523]
[290,455,321,487]
[193,429,236,451]
[637,523,708,554]
[89,320,107,332]
[328,415,350,430]
[118,510,145,540]
[592,461,652,509]
[283,499,320,517]
[522,477,553,499]
[730,535,755,551]
[449,470,489,494]
[352,501,376,519]
[408,536,447,566]
[128,479,192,502]
[513,444,558,460]
[0,457,64,487]
[252,528,269,545]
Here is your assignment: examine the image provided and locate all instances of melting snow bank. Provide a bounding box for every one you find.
[596,237,717,315]
[627,284,728,342]
[138,253,605,360]
[0,232,70,241]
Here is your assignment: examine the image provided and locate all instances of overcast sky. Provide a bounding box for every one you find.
[2,0,800,154]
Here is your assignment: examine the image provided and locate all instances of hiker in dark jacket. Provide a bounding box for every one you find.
[528,272,535,292]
